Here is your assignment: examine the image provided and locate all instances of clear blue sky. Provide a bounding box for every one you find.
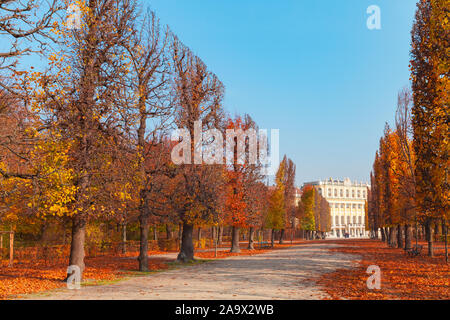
[146,0,418,186]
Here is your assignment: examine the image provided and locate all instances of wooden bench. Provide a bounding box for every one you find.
[406,245,423,257]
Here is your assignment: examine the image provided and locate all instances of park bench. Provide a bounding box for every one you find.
[259,241,272,249]
[406,244,423,257]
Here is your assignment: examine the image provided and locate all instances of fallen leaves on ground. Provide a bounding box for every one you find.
[0,253,170,300]
[317,239,450,300]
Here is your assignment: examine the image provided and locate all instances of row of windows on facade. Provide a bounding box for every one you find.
[334,215,363,225]
[332,203,363,209]
[319,188,366,199]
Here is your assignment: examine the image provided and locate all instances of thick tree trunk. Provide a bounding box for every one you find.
[230,226,241,253]
[381,228,386,242]
[404,224,412,250]
[138,215,149,271]
[67,215,86,280]
[122,223,127,254]
[425,219,434,257]
[177,223,194,262]
[247,227,255,250]
[397,225,403,249]
[279,229,285,244]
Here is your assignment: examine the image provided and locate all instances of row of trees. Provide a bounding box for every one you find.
[0,0,310,279]
[367,0,448,258]
[297,185,331,240]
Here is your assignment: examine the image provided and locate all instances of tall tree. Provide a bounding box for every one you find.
[410,0,449,256]
[124,10,172,272]
[170,35,225,262]
[34,0,137,277]
[265,161,286,247]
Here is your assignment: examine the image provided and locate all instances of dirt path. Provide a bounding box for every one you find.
[23,242,359,300]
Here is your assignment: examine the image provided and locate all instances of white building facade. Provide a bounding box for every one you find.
[303,178,370,238]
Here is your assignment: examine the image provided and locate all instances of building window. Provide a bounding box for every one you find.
[358,216,362,224]
[340,189,343,197]
[352,190,355,198]
[328,188,331,197]
[357,190,361,198]
[346,204,350,209]
[341,203,344,209]
[335,203,339,208]
[352,204,356,209]
[358,204,362,209]
[363,190,366,198]
[346,189,349,197]
[335,216,339,225]
[341,216,344,224]
[334,189,337,197]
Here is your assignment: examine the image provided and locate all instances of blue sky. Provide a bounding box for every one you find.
[146,0,418,186]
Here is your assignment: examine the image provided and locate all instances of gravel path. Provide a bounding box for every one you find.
[24,242,359,300]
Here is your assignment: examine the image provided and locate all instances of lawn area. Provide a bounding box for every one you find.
[318,239,449,300]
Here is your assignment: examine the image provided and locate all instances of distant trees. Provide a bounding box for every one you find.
[297,185,331,240]
[224,115,266,253]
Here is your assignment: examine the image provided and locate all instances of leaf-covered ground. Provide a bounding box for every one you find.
[318,239,449,300]
[0,251,170,300]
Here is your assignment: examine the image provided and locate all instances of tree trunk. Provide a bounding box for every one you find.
[271,229,275,247]
[404,224,412,250]
[279,229,285,244]
[177,223,194,262]
[381,228,386,242]
[425,219,434,257]
[67,215,86,280]
[178,223,183,250]
[385,227,390,245]
[153,226,158,241]
[397,225,403,249]
[197,228,202,248]
[166,224,172,240]
[434,222,440,241]
[122,223,127,254]
[138,215,149,271]
[389,227,397,247]
[230,226,241,253]
[218,225,223,246]
[247,227,255,250]
[445,223,448,263]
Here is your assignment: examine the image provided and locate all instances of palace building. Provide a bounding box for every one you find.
[302,178,370,238]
